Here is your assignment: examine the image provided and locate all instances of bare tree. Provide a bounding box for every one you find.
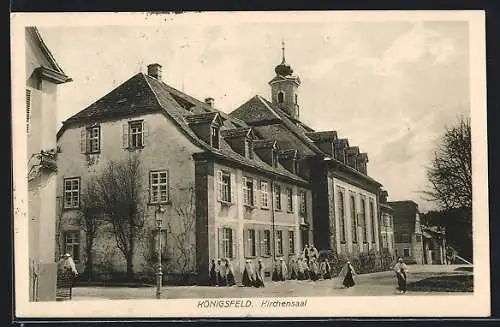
[424,116,472,210]
[94,154,146,280]
[79,176,103,280]
[165,184,196,276]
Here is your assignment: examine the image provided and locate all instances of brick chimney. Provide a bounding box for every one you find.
[204,97,215,107]
[147,63,162,81]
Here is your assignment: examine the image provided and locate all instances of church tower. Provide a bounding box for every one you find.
[269,41,301,119]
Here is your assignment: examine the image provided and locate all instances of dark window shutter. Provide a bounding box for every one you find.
[122,123,129,149]
[257,230,262,257]
[243,229,249,257]
[231,229,236,259]
[252,179,257,207]
[218,228,224,259]
[26,89,31,134]
[80,128,86,153]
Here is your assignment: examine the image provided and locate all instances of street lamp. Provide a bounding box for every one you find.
[155,205,165,299]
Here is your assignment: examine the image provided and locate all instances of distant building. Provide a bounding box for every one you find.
[389,200,424,264]
[26,27,72,301]
[422,225,447,264]
[56,63,312,284]
[379,190,395,257]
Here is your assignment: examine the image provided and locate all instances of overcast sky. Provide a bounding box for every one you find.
[38,14,470,212]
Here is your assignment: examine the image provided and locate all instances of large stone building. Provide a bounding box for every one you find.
[26,27,72,301]
[389,200,424,264]
[56,63,313,284]
[230,46,383,257]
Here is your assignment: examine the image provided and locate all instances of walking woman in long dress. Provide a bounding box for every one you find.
[242,259,255,287]
[225,258,236,286]
[217,259,226,286]
[57,253,78,300]
[289,258,298,280]
[309,258,319,281]
[297,257,306,280]
[208,259,217,286]
[279,258,288,281]
[338,260,357,288]
[254,259,265,288]
[394,258,409,294]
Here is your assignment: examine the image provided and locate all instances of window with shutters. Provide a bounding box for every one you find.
[222,228,233,258]
[263,229,271,256]
[129,120,144,148]
[288,230,295,253]
[246,229,256,257]
[350,194,358,243]
[274,184,282,211]
[86,126,101,153]
[64,177,80,209]
[370,201,376,243]
[276,230,283,256]
[216,170,232,203]
[360,197,367,243]
[299,190,307,218]
[338,189,346,243]
[26,89,31,134]
[242,177,254,206]
[286,187,293,212]
[260,181,269,208]
[150,170,169,204]
[64,231,80,263]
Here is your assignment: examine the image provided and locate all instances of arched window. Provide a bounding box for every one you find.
[278,91,284,103]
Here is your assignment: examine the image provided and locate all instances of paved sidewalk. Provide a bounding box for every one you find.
[71,264,472,300]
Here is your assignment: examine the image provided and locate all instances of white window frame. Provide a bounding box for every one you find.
[337,188,346,243]
[263,229,271,256]
[260,181,269,208]
[350,194,358,243]
[274,184,282,211]
[150,170,169,204]
[217,170,232,203]
[369,201,376,243]
[286,187,293,212]
[129,120,144,148]
[299,190,307,218]
[276,230,283,256]
[248,229,256,257]
[87,126,101,153]
[211,125,220,149]
[64,231,80,263]
[64,177,80,209]
[288,230,295,253]
[222,227,233,258]
[242,177,254,206]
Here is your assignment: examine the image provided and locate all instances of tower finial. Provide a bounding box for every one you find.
[281,40,286,62]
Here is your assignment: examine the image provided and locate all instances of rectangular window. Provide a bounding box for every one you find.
[260,181,269,208]
[274,184,281,211]
[360,198,367,243]
[338,189,346,243]
[370,201,376,243]
[276,230,283,256]
[150,170,169,203]
[299,190,307,218]
[87,126,101,153]
[217,170,232,203]
[286,187,293,212]
[247,229,256,257]
[64,177,80,209]
[403,248,410,257]
[350,195,358,243]
[242,177,254,206]
[263,230,271,256]
[211,126,219,149]
[288,231,295,253]
[222,228,233,258]
[64,232,80,263]
[129,121,144,148]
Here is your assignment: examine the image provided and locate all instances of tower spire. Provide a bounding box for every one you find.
[281,40,286,63]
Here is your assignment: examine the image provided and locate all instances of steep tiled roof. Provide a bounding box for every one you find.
[305,131,338,142]
[254,139,278,149]
[278,149,298,159]
[185,112,219,125]
[29,27,72,80]
[58,72,306,185]
[221,127,253,139]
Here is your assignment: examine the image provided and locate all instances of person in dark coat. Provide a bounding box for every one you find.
[271,260,280,282]
[309,258,319,281]
[303,245,310,265]
[394,258,409,294]
[254,259,265,288]
[217,259,226,286]
[242,259,255,287]
[208,259,217,286]
[303,258,310,280]
[297,257,306,280]
[338,260,357,288]
[289,258,298,280]
[225,258,236,286]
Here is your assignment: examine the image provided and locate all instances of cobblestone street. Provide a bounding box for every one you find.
[71,265,473,300]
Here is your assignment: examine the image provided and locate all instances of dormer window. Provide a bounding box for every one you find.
[211,126,220,149]
[245,138,254,159]
[278,91,284,104]
[294,160,300,174]
[272,149,279,168]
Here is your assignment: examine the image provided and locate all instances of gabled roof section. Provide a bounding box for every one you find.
[185,112,222,126]
[28,27,72,82]
[221,127,254,139]
[230,96,281,124]
[278,149,298,160]
[305,131,338,142]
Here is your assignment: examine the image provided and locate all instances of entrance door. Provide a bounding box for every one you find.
[301,229,309,250]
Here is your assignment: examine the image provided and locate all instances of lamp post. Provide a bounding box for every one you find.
[155,205,165,299]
